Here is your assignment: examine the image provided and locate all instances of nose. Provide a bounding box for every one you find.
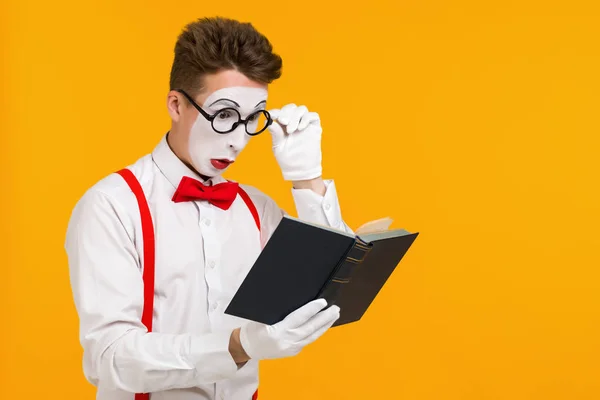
[227,124,250,152]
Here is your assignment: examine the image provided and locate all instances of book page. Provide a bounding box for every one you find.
[355,217,394,235]
[359,228,412,243]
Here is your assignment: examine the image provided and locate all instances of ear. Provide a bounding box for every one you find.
[167,90,185,122]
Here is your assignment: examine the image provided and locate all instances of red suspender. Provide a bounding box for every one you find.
[237,186,261,400]
[236,186,261,232]
[116,169,155,400]
[116,169,260,400]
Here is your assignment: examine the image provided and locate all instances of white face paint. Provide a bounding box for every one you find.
[188,86,268,178]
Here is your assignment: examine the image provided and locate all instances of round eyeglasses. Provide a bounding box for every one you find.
[175,89,272,135]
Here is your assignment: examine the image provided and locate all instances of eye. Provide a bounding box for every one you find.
[247,113,259,122]
[217,110,234,119]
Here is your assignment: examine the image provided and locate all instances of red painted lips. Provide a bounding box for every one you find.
[211,159,234,170]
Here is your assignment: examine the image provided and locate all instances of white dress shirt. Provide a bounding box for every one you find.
[65,135,352,400]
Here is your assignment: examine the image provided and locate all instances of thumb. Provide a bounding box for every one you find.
[281,298,328,329]
[267,108,285,147]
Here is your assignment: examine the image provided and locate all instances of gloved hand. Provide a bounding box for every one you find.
[239,298,340,360]
[267,104,323,181]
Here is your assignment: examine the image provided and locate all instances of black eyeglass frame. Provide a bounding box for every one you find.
[175,88,272,136]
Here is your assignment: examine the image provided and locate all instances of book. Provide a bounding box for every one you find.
[224,215,419,327]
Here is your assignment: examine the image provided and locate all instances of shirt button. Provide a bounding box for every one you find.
[208,260,216,269]
[204,218,211,226]
[211,302,218,311]
[324,203,331,211]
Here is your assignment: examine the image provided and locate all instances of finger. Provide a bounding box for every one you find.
[286,105,308,134]
[278,103,297,125]
[282,298,328,329]
[298,318,336,346]
[306,305,340,332]
[297,307,340,345]
[268,108,281,120]
[297,111,320,132]
[293,305,339,338]
[267,120,285,147]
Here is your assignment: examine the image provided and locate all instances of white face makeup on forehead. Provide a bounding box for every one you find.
[188,86,268,180]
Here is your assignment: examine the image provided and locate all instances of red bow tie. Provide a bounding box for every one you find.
[172,176,239,210]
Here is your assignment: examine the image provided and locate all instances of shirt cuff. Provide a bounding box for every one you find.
[188,330,239,383]
[291,179,343,229]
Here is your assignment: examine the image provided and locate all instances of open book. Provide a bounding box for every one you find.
[224,215,419,327]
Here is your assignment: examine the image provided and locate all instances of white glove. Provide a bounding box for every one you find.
[267,103,323,181]
[239,298,340,360]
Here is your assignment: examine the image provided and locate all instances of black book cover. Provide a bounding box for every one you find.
[224,216,418,327]
[332,231,418,326]
[224,216,356,325]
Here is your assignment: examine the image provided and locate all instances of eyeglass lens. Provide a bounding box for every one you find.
[212,108,269,134]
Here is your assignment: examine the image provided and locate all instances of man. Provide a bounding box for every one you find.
[65,16,352,400]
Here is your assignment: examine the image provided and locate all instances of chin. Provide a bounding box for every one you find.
[198,165,225,180]
[191,157,231,180]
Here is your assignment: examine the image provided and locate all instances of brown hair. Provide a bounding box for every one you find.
[169,17,283,96]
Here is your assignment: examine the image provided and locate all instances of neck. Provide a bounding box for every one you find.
[166,130,213,183]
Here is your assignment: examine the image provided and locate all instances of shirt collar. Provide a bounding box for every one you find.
[151,133,226,189]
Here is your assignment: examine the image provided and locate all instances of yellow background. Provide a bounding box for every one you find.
[2,0,600,399]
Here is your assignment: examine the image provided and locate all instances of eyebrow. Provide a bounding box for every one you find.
[208,98,267,109]
[209,98,240,107]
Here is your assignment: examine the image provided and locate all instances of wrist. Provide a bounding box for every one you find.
[229,328,250,364]
[292,177,326,196]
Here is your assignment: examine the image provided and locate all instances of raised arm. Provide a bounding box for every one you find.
[265,103,354,235]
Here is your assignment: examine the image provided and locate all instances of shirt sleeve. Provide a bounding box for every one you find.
[65,188,239,394]
[258,179,353,245]
[290,179,353,233]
